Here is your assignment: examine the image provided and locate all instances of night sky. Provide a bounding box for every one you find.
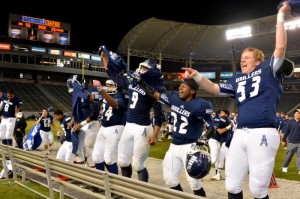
[0,0,280,53]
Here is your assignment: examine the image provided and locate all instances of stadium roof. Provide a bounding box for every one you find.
[117,15,300,65]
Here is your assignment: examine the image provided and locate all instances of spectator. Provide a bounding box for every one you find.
[13,109,27,149]
[281,109,300,174]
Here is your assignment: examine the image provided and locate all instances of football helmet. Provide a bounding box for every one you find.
[136,59,157,75]
[67,75,85,93]
[186,145,211,179]
[105,79,118,94]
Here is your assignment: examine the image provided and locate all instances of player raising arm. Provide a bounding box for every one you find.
[182,2,293,199]
[137,78,215,197]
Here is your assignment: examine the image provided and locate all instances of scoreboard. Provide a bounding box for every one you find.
[9,13,71,45]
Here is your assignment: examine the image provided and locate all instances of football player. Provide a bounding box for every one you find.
[137,78,215,197]
[35,108,58,154]
[0,90,23,146]
[182,2,292,198]
[100,46,165,182]
[67,75,102,167]
[92,79,128,174]
[54,109,74,162]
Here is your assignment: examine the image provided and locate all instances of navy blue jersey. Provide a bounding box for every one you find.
[1,96,23,118]
[107,72,164,126]
[39,115,54,132]
[60,116,72,142]
[215,116,231,143]
[211,116,222,142]
[101,91,128,127]
[159,92,214,145]
[72,84,101,123]
[219,58,283,128]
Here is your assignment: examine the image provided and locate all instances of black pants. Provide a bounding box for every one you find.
[14,135,24,149]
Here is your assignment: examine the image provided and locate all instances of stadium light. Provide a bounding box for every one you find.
[284,18,300,30]
[226,26,252,40]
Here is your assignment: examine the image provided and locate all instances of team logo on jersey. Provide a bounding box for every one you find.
[142,128,147,137]
[115,129,118,134]
[160,93,169,103]
[260,134,268,147]
[206,109,213,114]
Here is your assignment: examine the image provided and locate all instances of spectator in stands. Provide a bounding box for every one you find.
[35,108,58,154]
[0,89,23,146]
[182,2,292,198]
[13,109,27,149]
[281,108,300,174]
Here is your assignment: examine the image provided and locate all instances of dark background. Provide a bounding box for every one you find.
[0,0,279,53]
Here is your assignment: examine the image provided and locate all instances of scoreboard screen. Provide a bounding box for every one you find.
[8,13,71,45]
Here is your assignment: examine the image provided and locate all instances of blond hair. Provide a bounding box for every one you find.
[242,47,265,62]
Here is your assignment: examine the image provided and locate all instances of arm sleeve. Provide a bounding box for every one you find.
[153,101,164,127]
[282,121,290,142]
[88,102,100,121]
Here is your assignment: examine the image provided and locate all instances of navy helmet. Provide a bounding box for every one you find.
[186,147,211,179]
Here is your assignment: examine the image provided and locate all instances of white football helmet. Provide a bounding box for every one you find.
[105,79,118,94]
[136,59,156,74]
[67,75,85,93]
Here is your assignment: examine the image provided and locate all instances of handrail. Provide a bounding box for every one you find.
[0,144,201,199]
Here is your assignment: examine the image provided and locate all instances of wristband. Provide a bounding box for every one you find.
[193,72,203,83]
[80,120,88,126]
[226,125,231,130]
[277,12,285,23]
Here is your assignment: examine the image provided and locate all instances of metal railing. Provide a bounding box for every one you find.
[0,144,200,199]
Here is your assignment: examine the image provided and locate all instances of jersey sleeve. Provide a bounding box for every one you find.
[201,100,214,128]
[153,101,164,127]
[115,92,129,110]
[218,78,235,96]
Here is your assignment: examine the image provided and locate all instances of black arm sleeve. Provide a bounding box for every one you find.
[281,58,294,77]
[205,126,216,140]
[88,102,100,121]
[153,101,164,127]
[138,80,155,96]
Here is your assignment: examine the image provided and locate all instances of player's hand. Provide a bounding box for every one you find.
[100,51,109,71]
[196,134,208,147]
[281,141,287,147]
[93,80,103,92]
[181,67,198,79]
[278,1,291,14]
[148,136,157,145]
[72,124,81,132]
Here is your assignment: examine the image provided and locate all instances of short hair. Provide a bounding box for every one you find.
[181,78,199,98]
[242,47,265,62]
[54,109,63,115]
[223,110,230,116]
